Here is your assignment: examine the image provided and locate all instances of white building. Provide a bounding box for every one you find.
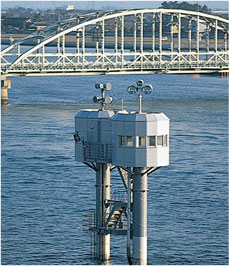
[75,110,169,167]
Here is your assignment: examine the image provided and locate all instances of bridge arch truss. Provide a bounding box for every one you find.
[1,9,229,76]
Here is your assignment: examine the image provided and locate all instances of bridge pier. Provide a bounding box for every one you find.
[1,75,11,105]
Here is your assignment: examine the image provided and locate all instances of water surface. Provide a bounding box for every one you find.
[1,73,228,265]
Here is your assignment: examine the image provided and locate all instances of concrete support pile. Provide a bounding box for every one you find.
[1,75,11,105]
[95,163,111,260]
[132,167,148,265]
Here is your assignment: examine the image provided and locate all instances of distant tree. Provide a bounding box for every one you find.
[160,1,211,14]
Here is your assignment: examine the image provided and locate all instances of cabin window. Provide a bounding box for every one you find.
[157,136,163,146]
[148,136,156,147]
[119,135,167,147]
[126,136,133,146]
[139,136,146,147]
[120,136,125,146]
[163,135,168,146]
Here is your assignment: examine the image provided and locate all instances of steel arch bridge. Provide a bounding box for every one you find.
[1,8,229,76]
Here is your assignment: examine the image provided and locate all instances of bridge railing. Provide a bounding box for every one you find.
[1,51,228,74]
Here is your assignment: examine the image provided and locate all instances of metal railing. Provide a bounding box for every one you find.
[2,56,228,74]
[83,142,112,163]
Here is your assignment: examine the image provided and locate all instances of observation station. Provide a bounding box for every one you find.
[74,80,169,264]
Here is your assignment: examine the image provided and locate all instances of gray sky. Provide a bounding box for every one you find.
[1,0,229,11]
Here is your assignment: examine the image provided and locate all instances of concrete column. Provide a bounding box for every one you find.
[127,171,132,264]
[178,13,181,54]
[1,88,8,105]
[95,163,111,261]
[134,15,137,60]
[1,75,11,105]
[188,19,192,53]
[196,15,200,62]
[82,26,85,64]
[170,15,174,60]
[132,167,147,265]
[159,12,162,55]
[152,13,155,62]
[102,20,105,65]
[121,16,124,66]
[115,18,118,64]
[215,20,218,53]
[140,13,144,54]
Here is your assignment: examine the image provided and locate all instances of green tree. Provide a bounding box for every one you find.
[160,1,211,14]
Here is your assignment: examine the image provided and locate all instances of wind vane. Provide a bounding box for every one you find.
[93,83,113,111]
[127,80,153,113]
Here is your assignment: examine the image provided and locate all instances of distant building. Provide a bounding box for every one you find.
[29,23,37,31]
[2,17,28,29]
[172,25,178,34]
[66,5,75,11]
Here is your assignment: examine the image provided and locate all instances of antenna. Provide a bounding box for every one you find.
[93,82,113,111]
[127,80,153,113]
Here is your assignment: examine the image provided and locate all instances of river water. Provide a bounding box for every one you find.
[1,73,228,265]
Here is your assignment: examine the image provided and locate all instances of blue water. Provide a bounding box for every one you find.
[1,73,228,265]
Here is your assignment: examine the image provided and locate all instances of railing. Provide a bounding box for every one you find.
[83,142,112,163]
[111,189,128,202]
[82,209,96,257]
[2,56,228,74]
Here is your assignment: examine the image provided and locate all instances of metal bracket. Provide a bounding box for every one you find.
[110,166,117,171]
[142,166,160,176]
[83,161,97,171]
[119,166,160,177]
[119,166,134,176]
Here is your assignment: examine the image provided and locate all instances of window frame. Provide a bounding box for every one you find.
[126,136,134,147]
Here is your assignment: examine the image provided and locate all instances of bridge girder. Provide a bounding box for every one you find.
[1,8,229,75]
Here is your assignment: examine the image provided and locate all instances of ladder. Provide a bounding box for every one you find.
[104,200,127,229]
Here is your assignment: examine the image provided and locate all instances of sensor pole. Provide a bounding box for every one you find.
[94,83,113,111]
[139,93,143,114]
[101,90,106,111]
[127,80,153,114]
